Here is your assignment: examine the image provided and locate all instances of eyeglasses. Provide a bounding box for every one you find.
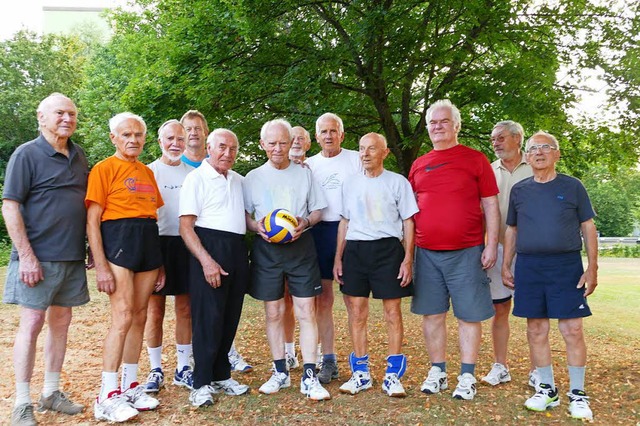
[526,144,557,154]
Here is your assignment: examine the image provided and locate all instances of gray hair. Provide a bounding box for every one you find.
[426,99,461,130]
[37,93,74,131]
[157,119,184,139]
[109,112,147,134]
[360,132,388,148]
[292,126,311,141]
[494,120,525,147]
[315,113,344,135]
[207,128,239,147]
[526,130,560,150]
[260,119,292,141]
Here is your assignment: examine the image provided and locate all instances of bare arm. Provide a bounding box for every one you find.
[333,217,349,284]
[480,195,500,269]
[245,211,269,241]
[292,209,322,242]
[179,215,227,288]
[579,219,599,297]
[86,202,116,294]
[398,217,415,287]
[2,199,43,286]
[501,225,517,289]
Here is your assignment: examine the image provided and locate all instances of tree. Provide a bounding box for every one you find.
[79,0,640,175]
[0,31,89,177]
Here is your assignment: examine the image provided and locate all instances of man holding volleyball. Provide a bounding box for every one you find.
[244,119,331,401]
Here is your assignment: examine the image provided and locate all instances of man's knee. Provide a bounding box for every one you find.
[19,308,47,336]
[46,306,73,333]
[174,295,191,320]
[558,318,584,342]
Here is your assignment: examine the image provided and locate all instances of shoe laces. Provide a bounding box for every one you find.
[16,404,35,421]
[385,373,400,386]
[568,391,589,404]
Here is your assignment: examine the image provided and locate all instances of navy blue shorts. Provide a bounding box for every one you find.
[310,221,339,280]
[512,251,592,319]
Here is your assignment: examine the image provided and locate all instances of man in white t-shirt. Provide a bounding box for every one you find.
[305,113,361,383]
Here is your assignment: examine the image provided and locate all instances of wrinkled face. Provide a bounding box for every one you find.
[182,116,207,151]
[290,127,311,158]
[208,132,238,175]
[525,135,560,171]
[491,126,521,162]
[159,123,186,162]
[38,96,77,140]
[111,118,146,161]
[427,107,459,146]
[261,123,292,167]
[315,117,344,155]
[359,134,389,173]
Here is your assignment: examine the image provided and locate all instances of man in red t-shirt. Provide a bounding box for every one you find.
[408,99,499,401]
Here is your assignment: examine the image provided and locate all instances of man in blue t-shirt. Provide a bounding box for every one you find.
[502,131,598,421]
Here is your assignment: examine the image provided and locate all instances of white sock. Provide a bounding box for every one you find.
[120,363,138,391]
[42,371,61,397]
[285,342,296,357]
[99,372,119,403]
[176,344,192,370]
[15,382,31,406]
[229,342,238,356]
[147,346,163,371]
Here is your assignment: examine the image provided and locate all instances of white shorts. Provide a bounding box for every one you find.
[486,244,514,303]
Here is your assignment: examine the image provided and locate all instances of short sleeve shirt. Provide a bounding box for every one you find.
[491,158,533,243]
[148,160,194,236]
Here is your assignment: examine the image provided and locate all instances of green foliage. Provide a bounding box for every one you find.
[596,244,640,258]
[77,0,640,175]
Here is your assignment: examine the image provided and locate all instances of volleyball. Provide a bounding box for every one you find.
[263,208,298,244]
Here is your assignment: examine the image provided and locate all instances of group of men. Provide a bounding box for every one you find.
[3,94,598,425]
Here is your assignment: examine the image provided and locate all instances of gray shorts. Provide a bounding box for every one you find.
[3,260,89,311]
[410,245,494,322]
[249,232,322,301]
[485,244,514,303]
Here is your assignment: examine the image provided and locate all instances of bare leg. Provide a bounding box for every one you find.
[558,318,587,366]
[292,296,318,364]
[174,294,192,345]
[14,307,46,382]
[343,295,369,357]
[527,318,552,367]
[458,319,482,365]
[144,295,166,349]
[382,299,403,355]
[122,269,158,364]
[316,279,335,355]
[44,306,72,373]
[422,313,447,363]
[264,299,286,360]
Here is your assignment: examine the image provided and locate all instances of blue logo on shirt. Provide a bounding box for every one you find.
[557,195,564,200]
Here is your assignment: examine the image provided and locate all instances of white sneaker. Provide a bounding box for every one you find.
[122,382,159,411]
[421,366,448,394]
[229,348,253,373]
[259,371,291,394]
[524,383,560,411]
[452,373,477,400]
[300,376,331,401]
[189,385,215,407]
[286,352,300,370]
[528,369,541,390]
[339,371,372,395]
[568,390,593,420]
[481,363,512,386]
[382,373,406,397]
[94,390,138,422]
[211,378,250,396]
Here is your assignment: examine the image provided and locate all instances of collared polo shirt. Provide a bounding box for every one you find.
[491,157,533,242]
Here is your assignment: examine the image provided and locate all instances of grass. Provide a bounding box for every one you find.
[0,258,638,425]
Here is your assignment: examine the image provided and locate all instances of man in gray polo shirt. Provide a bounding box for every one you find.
[3,93,89,425]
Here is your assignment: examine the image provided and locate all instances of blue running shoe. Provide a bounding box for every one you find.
[174,365,194,390]
[144,368,164,393]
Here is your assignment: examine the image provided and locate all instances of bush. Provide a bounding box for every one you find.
[0,240,11,267]
[594,244,640,258]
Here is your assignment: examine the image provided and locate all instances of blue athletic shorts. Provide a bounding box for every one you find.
[512,251,592,319]
[310,221,340,280]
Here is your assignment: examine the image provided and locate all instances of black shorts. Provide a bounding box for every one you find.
[249,232,322,301]
[310,221,340,280]
[101,218,162,273]
[154,236,190,296]
[340,238,413,300]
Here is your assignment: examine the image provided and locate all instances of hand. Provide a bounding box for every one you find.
[481,245,497,270]
[289,217,308,243]
[501,266,514,289]
[96,264,116,294]
[19,253,44,287]
[257,219,271,242]
[333,259,344,285]
[155,266,166,293]
[577,266,598,297]
[397,260,413,287]
[201,257,228,288]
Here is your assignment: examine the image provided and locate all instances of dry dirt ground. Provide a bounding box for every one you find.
[0,260,638,425]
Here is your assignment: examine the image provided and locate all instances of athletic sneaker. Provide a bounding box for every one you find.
[300,376,331,401]
[316,359,338,384]
[37,390,84,414]
[173,365,194,389]
[11,403,36,426]
[568,389,593,420]
[452,373,477,400]
[481,363,512,386]
[94,390,138,422]
[528,369,541,390]
[122,382,160,411]
[382,373,406,397]
[524,383,560,411]
[211,378,250,396]
[286,352,300,370]
[420,366,448,394]
[144,368,164,393]
[229,349,253,373]
[189,385,215,408]
[258,371,291,394]
[339,371,373,395]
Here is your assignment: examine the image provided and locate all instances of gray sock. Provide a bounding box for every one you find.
[568,365,586,391]
[536,365,555,389]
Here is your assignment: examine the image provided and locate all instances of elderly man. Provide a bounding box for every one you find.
[3,93,88,426]
[244,119,330,401]
[289,126,312,163]
[179,129,250,407]
[408,99,499,401]
[481,121,534,387]
[502,131,598,421]
[143,120,195,393]
[334,133,418,397]
[305,113,361,383]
